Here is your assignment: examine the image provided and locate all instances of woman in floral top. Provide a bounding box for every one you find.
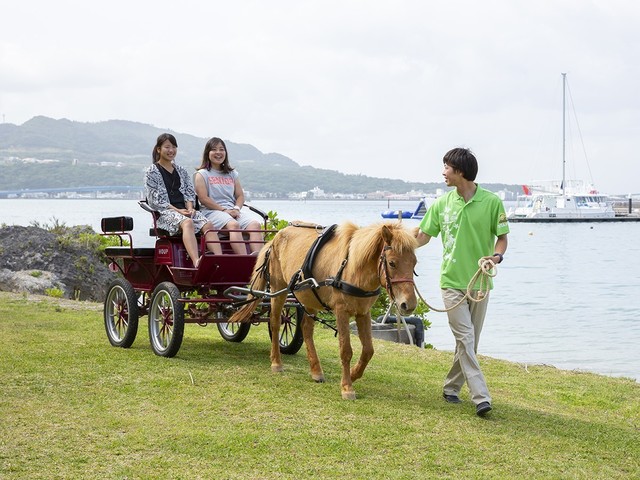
[144,133,221,267]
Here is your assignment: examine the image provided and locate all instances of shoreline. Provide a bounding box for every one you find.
[0,196,428,202]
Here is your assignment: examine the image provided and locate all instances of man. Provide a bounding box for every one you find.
[416,148,509,417]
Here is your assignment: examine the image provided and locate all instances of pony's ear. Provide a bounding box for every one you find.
[381,224,394,245]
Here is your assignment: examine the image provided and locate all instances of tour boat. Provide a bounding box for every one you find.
[381,209,413,219]
[507,74,627,223]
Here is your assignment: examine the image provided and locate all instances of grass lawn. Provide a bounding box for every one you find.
[1,292,638,479]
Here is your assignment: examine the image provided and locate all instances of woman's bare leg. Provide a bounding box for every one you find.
[201,223,222,255]
[225,220,247,254]
[246,220,264,253]
[180,218,201,267]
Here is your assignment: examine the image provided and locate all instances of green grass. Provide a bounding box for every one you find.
[1,291,638,479]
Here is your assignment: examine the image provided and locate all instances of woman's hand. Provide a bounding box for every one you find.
[174,207,193,217]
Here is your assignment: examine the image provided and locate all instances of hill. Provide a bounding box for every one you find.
[0,116,516,196]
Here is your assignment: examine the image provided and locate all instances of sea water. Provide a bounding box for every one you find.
[1,198,638,381]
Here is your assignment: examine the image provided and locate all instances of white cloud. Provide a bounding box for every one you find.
[1,0,639,193]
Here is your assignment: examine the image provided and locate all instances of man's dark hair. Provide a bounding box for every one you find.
[443,148,478,181]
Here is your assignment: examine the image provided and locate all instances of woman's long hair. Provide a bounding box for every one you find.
[152,133,178,164]
[198,137,234,173]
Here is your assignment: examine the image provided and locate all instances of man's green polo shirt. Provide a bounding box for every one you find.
[419,186,510,289]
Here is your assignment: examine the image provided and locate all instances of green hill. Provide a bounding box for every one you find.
[0,116,516,196]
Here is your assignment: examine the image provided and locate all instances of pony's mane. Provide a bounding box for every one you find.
[388,223,420,253]
[336,222,417,273]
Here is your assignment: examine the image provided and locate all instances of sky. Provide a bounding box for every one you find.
[2,0,639,194]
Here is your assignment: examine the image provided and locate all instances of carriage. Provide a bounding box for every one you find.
[102,198,420,399]
[101,201,304,358]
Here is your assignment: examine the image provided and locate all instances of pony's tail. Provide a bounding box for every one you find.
[229,244,271,323]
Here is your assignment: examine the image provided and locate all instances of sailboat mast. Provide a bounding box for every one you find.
[562,72,566,196]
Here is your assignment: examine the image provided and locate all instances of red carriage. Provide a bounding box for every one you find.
[100,201,304,358]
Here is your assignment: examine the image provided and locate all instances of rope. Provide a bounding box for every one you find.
[414,258,497,313]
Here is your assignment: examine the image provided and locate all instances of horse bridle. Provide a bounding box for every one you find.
[378,245,415,304]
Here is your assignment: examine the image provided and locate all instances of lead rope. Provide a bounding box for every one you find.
[414,257,497,313]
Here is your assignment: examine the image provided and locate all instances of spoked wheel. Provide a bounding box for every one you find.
[217,312,251,343]
[269,305,304,355]
[148,282,184,357]
[103,278,139,348]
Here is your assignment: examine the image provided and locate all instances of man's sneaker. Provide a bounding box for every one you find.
[476,401,492,417]
[443,393,462,404]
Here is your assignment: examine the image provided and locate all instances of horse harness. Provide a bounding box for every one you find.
[281,222,413,312]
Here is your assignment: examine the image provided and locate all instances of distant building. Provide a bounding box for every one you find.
[308,186,328,198]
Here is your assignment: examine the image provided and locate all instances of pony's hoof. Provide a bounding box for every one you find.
[341,391,357,400]
[271,365,284,373]
[312,374,325,383]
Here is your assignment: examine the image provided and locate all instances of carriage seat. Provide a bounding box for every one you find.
[139,199,268,238]
[149,227,178,237]
[104,246,156,258]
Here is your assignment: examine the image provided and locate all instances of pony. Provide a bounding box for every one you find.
[229,221,418,399]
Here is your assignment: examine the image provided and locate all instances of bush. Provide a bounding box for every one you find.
[44,287,64,298]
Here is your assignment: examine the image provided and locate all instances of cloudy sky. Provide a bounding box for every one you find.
[2,0,639,194]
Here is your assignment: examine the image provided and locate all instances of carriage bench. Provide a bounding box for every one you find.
[104,246,156,258]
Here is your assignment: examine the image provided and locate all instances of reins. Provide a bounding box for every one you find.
[414,257,497,313]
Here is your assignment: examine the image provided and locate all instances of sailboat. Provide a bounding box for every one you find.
[507,74,636,222]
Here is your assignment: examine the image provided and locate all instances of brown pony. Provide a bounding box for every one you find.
[229,221,418,399]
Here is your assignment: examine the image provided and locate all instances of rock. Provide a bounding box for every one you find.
[0,225,118,301]
[0,269,60,294]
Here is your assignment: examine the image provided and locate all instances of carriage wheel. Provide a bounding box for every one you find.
[217,319,251,343]
[269,305,304,355]
[148,282,184,357]
[104,278,139,348]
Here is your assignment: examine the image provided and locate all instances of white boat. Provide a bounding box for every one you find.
[507,73,623,223]
[509,180,615,221]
